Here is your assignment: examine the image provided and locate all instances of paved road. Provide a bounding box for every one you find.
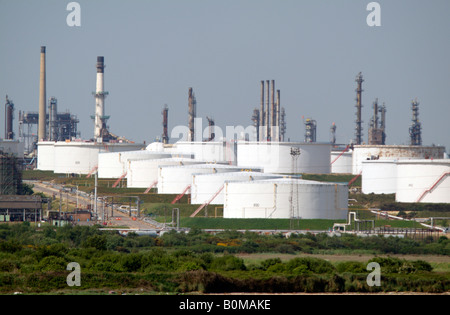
[27,180,158,229]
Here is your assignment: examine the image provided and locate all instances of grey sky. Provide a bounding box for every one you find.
[1,0,449,152]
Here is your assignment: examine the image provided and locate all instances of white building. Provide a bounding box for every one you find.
[237,141,332,174]
[223,178,348,219]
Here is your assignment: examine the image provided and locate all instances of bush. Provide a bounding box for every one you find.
[285,257,336,275]
[82,235,107,251]
[38,256,67,272]
[336,261,366,273]
[210,255,246,271]
[368,257,433,274]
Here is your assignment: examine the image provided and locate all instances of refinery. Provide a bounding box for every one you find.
[0,44,449,229]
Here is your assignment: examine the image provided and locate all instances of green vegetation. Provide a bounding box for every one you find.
[0,223,448,294]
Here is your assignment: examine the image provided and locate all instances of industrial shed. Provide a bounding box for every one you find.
[0,195,43,222]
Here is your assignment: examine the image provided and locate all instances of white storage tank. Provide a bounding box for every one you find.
[126,158,201,188]
[361,160,397,194]
[37,141,55,171]
[157,164,243,194]
[395,159,450,203]
[237,141,331,174]
[191,170,278,205]
[352,145,445,175]
[98,150,171,178]
[331,150,353,174]
[223,178,348,219]
[48,141,145,175]
[172,141,236,164]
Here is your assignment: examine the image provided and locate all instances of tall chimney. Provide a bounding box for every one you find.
[188,87,196,142]
[354,72,364,145]
[5,95,14,140]
[94,56,107,140]
[38,46,46,141]
[271,80,275,141]
[276,89,280,141]
[265,80,270,140]
[162,104,169,144]
[259,81,265,141]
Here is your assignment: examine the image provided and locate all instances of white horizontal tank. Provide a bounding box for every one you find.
[223,178,348,219]
[237,141,331,174]
[395,159,450,203]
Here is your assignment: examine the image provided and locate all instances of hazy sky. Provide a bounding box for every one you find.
[1,0,449,152]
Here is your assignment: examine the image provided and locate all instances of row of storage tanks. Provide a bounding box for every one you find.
[333,145,449,203]
[37,140,449,220]
[95,141,348,220]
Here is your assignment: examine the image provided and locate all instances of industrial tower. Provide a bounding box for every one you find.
[162,105,169,144]
[368,98,387,145]
[409,99,422,146]
[92,56,110,141]
[354,72,364,145]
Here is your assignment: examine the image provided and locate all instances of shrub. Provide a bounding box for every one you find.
[285,257,336,275]
[38,256,67,272]
[210,255,246,271]
[82,235,107,251]
[260,258,282,271]
[336,261,366,273]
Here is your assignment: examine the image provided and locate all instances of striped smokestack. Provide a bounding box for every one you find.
[94,56,107,140]
[38,46,46,141]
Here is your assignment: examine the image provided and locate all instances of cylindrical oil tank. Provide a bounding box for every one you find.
[237,141,331,174]
[52,142,145,175]
[361,160,397,194]
[395,159,450,203]
[98,150,171,178]
[223,178,348,219]
[157,164,244,194]
[331,150,353,174]
[37,141,55,171]
[126,158,201,188]
[352,145,445,175]
[191,170,276,205]
[172,141,235,164]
